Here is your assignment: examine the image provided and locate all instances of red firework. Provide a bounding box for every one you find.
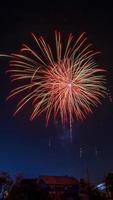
[6,31,106,128]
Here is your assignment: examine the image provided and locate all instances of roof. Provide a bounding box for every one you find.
[38,176,79,185]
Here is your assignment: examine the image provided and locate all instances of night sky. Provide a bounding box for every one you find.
[0,1,113,184]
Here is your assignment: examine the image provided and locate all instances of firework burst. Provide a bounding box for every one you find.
[6,31,106,130]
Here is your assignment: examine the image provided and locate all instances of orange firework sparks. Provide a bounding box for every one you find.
[6,31,106,131]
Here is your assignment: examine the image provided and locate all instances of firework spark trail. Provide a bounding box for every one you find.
[6,31,106,138]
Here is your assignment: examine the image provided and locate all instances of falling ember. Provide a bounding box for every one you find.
[6,31,107,138]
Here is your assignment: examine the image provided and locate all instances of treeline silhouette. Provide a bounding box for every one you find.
[0,171,113,200]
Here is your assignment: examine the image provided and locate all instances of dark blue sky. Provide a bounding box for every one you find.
[0,1,113,184]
